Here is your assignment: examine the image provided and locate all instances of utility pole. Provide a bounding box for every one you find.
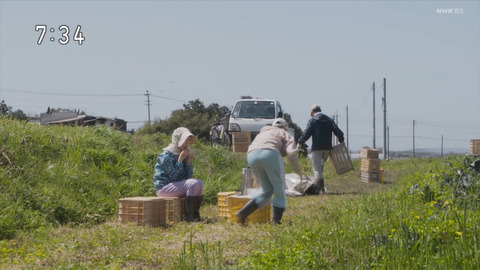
[413,120,416,158]
[387,126,390,160]
[346,106,349,151]
[382,78,387,160]
[373,82,376,149]
[333,112,339,145]
[441,135,444,157]
[145,90,151,125]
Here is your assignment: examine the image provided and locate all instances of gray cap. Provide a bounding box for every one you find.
[311,104,321,112]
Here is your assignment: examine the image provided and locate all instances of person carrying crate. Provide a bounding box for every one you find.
[298,104,345,195]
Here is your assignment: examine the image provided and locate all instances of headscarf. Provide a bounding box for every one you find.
[272,118,288,128]
[163,127,196,155]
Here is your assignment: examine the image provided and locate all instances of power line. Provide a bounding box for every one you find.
[1,89,143,97]
[150,94,187,103]
[2,88,189,104]
[2,89,189,103]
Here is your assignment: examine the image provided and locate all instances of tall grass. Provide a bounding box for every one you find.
[0,118,247,240]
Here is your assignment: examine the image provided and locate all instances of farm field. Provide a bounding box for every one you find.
[0,118,479,269]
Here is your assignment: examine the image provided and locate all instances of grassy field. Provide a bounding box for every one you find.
[0,118,479,269]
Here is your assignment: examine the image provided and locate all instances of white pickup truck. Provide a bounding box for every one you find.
[228,98,284,141]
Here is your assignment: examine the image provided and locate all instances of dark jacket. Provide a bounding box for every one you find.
[298,112,344,151]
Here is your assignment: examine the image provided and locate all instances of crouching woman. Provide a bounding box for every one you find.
[153,127,203,222]
[236,118,304,225]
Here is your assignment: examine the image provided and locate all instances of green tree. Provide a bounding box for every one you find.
[0,100,12,115]
[9,109,28,120]
[0,100,27,120]
[139,99,230,141]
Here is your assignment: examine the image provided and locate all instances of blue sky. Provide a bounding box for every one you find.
[1,0,479,152]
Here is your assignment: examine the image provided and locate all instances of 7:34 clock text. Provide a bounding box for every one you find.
[35,25,85,45]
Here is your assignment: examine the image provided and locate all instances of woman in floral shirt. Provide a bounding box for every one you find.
[153,127,203,222]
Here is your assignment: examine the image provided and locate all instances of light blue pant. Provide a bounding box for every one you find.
[247,148,286,209]
[311,150,330,180]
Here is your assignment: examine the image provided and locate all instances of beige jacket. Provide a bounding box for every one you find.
[247,126,301,174]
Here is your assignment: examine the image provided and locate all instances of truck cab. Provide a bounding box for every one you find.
[228,98,284,141]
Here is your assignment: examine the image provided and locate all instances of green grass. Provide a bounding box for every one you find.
[0,118,246,240]
[0,118,479,269]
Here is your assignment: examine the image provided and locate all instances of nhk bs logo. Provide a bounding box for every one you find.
[436,8,464,15]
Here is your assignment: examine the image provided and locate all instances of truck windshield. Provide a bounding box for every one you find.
[232,101,276,119]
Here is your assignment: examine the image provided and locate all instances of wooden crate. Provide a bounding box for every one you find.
[232,132,251,144]
[361,148,379,159]
[232,132,251,153]
[118,197,166,227]
[227,196,270,224]
[217,191,236,218]
[157,197,185,224]
[361,158,381,171]
[470,140,480,155]
[232,143,249,153]
[360,170,381,183]
[329,143,354,175]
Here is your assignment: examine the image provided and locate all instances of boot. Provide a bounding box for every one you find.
[315,179,326,195]
[272,206,285,225]
[193,196,203,222]
[185,196,196,222]
[235,200,259,225]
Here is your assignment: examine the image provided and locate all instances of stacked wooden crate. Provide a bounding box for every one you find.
[470,139,480,155]
[360,148,381,183]
[217,192,270,224]
[228,195,270,224]
[217,191,236,218]
[158,197,185,224]
[119,196,185,227]
[232,132,251,153]
[118,197,166,227]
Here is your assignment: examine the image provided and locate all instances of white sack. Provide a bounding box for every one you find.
[285,173,315,196]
